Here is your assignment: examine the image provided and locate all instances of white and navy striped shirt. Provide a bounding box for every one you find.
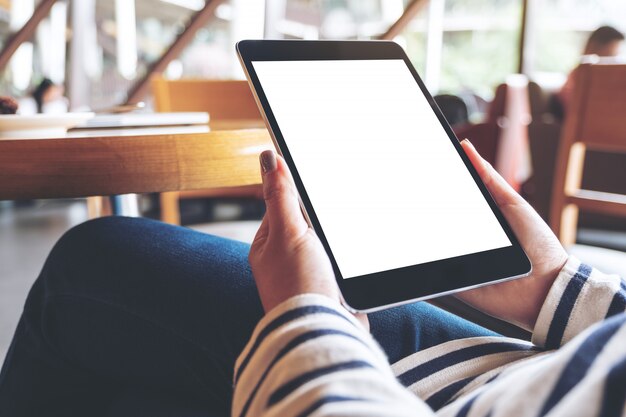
[233,256,626,417]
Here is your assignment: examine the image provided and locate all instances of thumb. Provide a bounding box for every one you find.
[259,150,308,235]
[461,139,526,207]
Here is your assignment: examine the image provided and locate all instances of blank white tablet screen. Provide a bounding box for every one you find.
[252,59,511,279]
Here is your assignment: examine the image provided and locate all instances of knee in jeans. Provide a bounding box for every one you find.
[41,217,140,287]
[51,217,129,258]
[24,217,155,314]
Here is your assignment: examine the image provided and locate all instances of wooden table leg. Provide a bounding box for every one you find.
[87,196,105,218]
[160,191,181,225]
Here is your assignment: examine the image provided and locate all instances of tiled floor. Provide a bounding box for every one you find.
[0,200,89,364]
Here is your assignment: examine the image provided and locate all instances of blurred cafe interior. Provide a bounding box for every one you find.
[0,0,625,366]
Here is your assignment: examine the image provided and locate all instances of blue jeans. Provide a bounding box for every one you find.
[0,217,496,417]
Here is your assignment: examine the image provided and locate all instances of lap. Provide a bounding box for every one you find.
[1,216,496,416]
[45,216,497,362]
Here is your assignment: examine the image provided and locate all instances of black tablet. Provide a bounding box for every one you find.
[237,40,531,312]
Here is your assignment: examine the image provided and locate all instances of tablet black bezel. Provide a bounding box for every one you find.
[237,39,531,311]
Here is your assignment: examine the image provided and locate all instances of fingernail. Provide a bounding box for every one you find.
[461,138,471,145]
[260,150,277,174]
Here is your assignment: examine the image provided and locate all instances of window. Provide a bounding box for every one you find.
[526,0,626,85]
[0,0,265,110]
[401,0,522,98]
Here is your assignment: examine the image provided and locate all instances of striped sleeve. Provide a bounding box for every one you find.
[532,256,626,349]
[231,294,434,417]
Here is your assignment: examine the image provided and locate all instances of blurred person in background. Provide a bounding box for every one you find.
[557,25,625,112]
[18,78,68,115]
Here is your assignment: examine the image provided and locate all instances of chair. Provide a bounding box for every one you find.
[151,78,266,224]
[454,77,531,178]
[522,81,562,221]
[452,85,506,167]
[550,63,626,246]
[434,94,469,127]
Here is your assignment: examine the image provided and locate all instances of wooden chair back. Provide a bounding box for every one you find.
[152,78,262,121]
[549,63,626,245]
[151,77,265,225]
[523,81,562,222]
[454,122,500,165]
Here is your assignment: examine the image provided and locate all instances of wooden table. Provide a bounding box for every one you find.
[0,125,273,212]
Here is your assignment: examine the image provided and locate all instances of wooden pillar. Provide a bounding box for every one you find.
[0,0,58,71]
[518,0,536,74]
[378,0,429,41]
[124,0,227,105]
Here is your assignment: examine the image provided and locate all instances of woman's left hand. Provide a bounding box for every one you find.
[249,150,369,329]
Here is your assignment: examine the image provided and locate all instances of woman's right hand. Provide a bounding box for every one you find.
[455,140,569,331]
